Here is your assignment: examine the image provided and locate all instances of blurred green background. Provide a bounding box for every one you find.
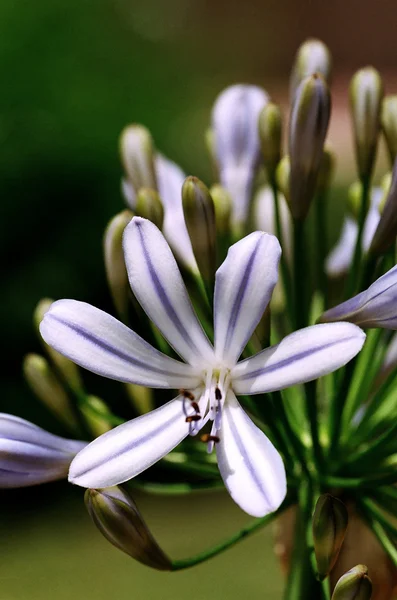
[2,1,397,598]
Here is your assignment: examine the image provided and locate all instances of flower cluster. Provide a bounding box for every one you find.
[4,38,397,599]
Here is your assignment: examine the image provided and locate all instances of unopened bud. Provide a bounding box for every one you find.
[258,102,282,179]
[135,188,164,228]
[290,38,332,101]
[289,74,331,220]
[23,354,78,430]
[125,383,155,415]
[347,181,363,220]
[381,95,397,165]
[317,146,336,194]
[104,210,133,322]
[350,67,384,180]
[85,486,172,570]
[210,184,232,235]
[332,565,372,600]
[370,159,397,255]
[205,127,218,180]
[312,494,348,580]
[80,395,113,437]
[34,299,83,393]
[212,84,269,229]
[377,172,392,215]
[120,125,157,191]
[182,176,216,282]
[276,156,291,205]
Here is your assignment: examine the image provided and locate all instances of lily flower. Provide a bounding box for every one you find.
[320,264,397,329]
[40,217,365,517]
[0,414,86,488]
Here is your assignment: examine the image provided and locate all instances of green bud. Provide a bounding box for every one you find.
[23,354,78,430]
[312,494,348,580]
[331,565,372,600]
[290,38,332,101]
[350,67,384,180]
[381,95,397,165]
[378,171,392,215]
[135,188,164,228]
[120,125,157,191]
[205,127,219,180]
[370,162,397,255]
[258,102,282,179]
[34,299,83,393]
[80,395,113,437]
[317,146,336,194]
[276,156,291,205]
[347,181,363,220]
[85,486,172,570]
[289,74,331,220]
[103,210,133,322]
[210,184,232,235]
[125,383,155,415]
[182,176,216,283]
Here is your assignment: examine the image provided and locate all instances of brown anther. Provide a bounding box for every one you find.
[180,389,195,401]
[191,401,200,413]
[185,415,201,423]
[200,433,220,444]
[215,387,222,401]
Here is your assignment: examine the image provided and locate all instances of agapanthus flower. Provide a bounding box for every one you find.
[40,217,365,517]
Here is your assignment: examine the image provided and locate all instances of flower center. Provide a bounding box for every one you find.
[181,367,231,453]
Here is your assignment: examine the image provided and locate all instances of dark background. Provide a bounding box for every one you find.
[1,1,397,598]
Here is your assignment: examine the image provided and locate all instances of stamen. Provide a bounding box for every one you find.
[215,386,222,401]
[191,401,200,413]
[179,389,195,401]
[185,415,201,423]
[200,433,220,444]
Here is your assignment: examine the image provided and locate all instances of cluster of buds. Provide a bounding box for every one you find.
[2,37,397,599]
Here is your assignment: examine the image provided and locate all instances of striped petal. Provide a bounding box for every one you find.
[320,265,397,329]
[123,217,214,366]
[40,300,200,388]
[325,217,358,277]
[69,390,204,488]
[232,323,365,395]
[0,414,86,488]
[254,186,292,261]
[214,231,281,366]
[216,391,286,517]
[156,154,198,272]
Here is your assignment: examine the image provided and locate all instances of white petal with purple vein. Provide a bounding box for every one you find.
[69,391,204,488]
[216,391,286,517]
[232,323,366,395]
[40,300,200,388]
[214,231,281,365]
[123,217,214,366]
[325,217,358,277]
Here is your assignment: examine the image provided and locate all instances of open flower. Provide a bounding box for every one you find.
[40,217,365,517]
[0,414,86,488]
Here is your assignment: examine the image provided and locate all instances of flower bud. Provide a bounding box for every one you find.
[290,38,332,101]
[80,395,113,437]
[135,187,164,228]
[210,184,232,235]
[120,125,157,191]
[370,161,397,255]
[312,494,348,580]
[289,74,331,220]
[0,413,86,488]
[212,84,269,230]
[258,102,282,179]
[332,565,372,600]
[103,210,133,322]
[381,95,397,164]
[23,354,78,431]
[347,181,363,220]
[350,67,384,180]
[182,176,216,282]
[276,156,291,205]
[85,486,172,570]
[34,299,83,393]
[317,146,336,194]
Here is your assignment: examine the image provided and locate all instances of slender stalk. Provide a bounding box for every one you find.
[328,359,357,456]
[314,192,328,307]
[271,390,309,475]
[293,219,308,330]
[360,497,397,539]
[171,500,291,571]
[360,506,397,567]
[305,380,324,472]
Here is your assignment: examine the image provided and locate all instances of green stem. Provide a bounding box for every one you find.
[320,470,397,489]
[271,390,309,475]
[305,380,324,472]
[293,219,307,330]
[344,175,370,299]
[360,497,397,539]
[314,191,328,308]
[328,359,357,456]
[360,506,397,567]
[171,500,290,571]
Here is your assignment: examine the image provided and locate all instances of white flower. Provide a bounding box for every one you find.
[0,414,86,488]
[40,217,365,517]
[325,188,382,277]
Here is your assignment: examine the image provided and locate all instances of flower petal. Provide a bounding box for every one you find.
[155,154,198,272]
[214,231,281,365]
[0,414,86,488]
[325,217,358,277]
[216,391,286,517]
[123,217,214,366]
[232,323,366,395]
[254,186,292,261]
[40,299,200,388]
[320,265,397,329]
[69,391,204,488]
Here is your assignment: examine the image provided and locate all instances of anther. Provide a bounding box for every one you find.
[191,401,200,413]
[180,389,195,401]
[185,415,201,423]
[200,433,220,444]
[215,387,222,401]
